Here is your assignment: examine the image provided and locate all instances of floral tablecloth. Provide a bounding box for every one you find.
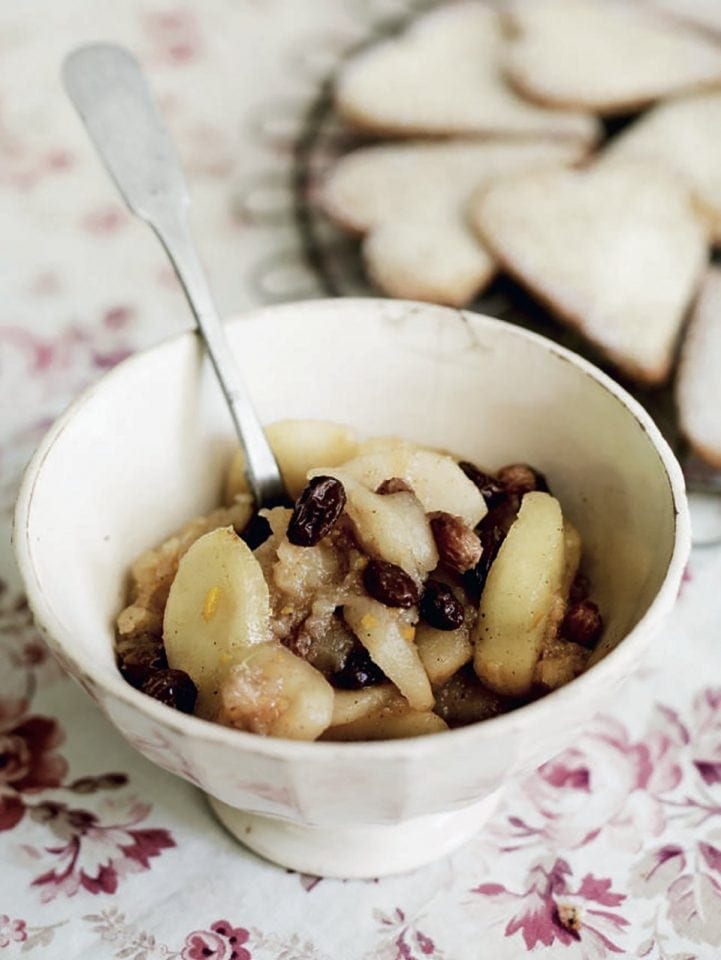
[2,2,721,958]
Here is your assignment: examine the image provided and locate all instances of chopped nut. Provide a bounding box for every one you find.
[429,512,482,574]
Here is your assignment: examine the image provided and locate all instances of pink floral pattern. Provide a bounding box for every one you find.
[369,908,444,960]
[0,916,26,948]
[182,921,251,960]
[501,710,684,852]
[0,682,174,901]
[473,860,628,957]
[29,799,175,901]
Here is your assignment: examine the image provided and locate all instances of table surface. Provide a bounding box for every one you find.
[2,2,721,958]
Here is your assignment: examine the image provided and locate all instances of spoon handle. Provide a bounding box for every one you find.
[63,43,286,508]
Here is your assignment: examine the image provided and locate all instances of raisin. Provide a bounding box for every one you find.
[287,476,346,547]
[363,558,419,608]
[429,512,483,574]
[463,496,520,601]
[141,669,197,713]
[420,579,465,630]
[561,600,603,649]
[332,642,386,689]
[458,461,506,507]
[376,477,413,495]
[239,512,273,550]
[497,463,548,496]
[118,638,167,688]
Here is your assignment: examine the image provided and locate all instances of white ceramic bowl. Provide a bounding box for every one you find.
[14,299,689,878]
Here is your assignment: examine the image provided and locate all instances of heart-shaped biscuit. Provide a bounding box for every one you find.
[321,140,585,306]
[473,162,709,384]
[677,268,721,467]
[505,0,721,114]
[335,2,598,143]
[603,91,721,243]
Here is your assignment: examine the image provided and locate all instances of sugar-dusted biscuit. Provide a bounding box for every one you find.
[321,139,586,306]
[335,2,599,143]
[676,268,721,467]
[472,162,709,384]
[504,0,721,114]
[602,92,721,242]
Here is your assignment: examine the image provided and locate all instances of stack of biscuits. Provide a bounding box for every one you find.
[319,0,721,468]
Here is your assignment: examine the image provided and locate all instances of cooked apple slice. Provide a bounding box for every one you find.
[334,448,487,527]
[224,419,359,503]
[343,597,433,711]
[163,526,270,718]
[473,492,566,697]
[218,642,334,740]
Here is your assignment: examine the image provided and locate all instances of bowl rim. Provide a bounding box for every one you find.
[14,297,691,762]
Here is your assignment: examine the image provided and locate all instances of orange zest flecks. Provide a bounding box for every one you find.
[202,586,222,622]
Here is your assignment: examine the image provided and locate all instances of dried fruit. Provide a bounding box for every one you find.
[376,476,413,495]
[497,463,548,496]
[561,600,603,649]
[332,641,387,689]
[458,461,505,507]
[363,558,419,608]
[287,476,347,547]
[429,512,482,574]
[463,497,520,601]
[117,637,167,688]
[141,668,198,713]
[420,580,465,630]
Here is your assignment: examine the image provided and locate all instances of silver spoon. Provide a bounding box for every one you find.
[63,43,287,509]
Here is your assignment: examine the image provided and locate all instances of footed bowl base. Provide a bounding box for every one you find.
[206,790,502,879]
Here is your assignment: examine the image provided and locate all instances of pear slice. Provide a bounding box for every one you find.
[311,468,438,580]
[331,684,402,727]
[323,708,448,741]
[163,526,270,718]
[343,597,433,711]
[219,643,334,741]
[337,448,487,527]
[416,621,473,689]
[224,419,359,503]
[473,492,565,697]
